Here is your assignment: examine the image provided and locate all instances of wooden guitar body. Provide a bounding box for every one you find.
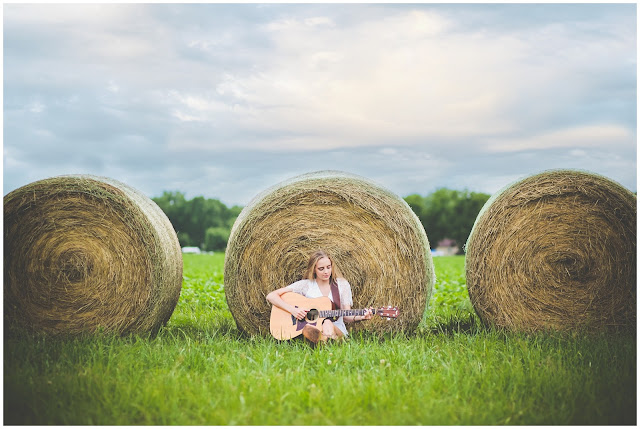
[269,292,399,340]
[269,292,333,340]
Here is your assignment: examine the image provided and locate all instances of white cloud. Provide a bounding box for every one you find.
[6,4,159,61]
[3,4,636,203]
[6,4,132,26]
[485,124,633,153]
[28,101,46,113]
[200,8,634,150]
[304,17,335,28]
[107,81,120,93]
[166,90,233,124]
[379,148,398,156]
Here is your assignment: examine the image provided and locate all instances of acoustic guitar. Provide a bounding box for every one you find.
[270,292,399,340]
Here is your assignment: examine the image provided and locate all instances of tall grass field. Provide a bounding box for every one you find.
[4,254,636,425]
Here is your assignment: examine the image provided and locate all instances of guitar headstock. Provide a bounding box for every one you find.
[376,306,399,319]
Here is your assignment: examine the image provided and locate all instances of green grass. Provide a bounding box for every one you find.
[4,254,636,425]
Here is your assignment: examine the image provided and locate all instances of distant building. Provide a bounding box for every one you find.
[181,246,201,254]
[435,238,459,256]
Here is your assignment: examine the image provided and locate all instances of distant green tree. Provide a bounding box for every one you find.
[404,194,426,222]
[204,227,230,252]
[404,188,490,254]
[153,192,242,249]
[177,232,192,247]
[153,191,191,246]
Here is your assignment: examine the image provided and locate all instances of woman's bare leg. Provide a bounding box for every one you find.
[322,320,344,340]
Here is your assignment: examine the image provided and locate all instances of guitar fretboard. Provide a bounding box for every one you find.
[319,308,377,318]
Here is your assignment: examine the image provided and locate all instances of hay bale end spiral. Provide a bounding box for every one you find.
[465,169,636,333]
[224,170,435,336]
[4,175,183,335]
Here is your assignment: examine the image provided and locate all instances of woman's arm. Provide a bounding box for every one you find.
[346,305,373,324]
[266,287,308,320]
[337,278,373,323]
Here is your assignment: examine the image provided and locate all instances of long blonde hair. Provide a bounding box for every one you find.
[304,250,340,283]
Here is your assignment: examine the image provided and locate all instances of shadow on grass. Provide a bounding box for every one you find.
[422,313,485,336]
[160,315,244,341]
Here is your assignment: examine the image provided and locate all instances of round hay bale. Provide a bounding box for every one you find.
[465,169,636,333]
[4,175,183,335]
[224,170,435,336]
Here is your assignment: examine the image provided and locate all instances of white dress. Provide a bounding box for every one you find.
[285,278,353,336]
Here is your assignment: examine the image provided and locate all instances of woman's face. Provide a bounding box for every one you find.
[315,257,332,281]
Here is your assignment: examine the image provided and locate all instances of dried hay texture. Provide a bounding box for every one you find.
[465,169,636,333]
[224,170,435,336]
[4,175,183,335]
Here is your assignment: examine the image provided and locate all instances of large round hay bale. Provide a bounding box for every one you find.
[465,169,636,332]
[224,170,435,336]
[4,175,183,335]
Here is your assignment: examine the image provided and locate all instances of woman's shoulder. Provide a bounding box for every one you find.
[287,278,313,290]
[336,277,351,286]
[336,277,353,306]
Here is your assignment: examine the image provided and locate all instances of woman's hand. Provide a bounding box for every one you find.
[267,288,308,320]
[353,309,374,322]
[291,307,309,321]
[362,308,374,320]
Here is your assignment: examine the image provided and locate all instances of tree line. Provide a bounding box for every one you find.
[152,191,242,252]
[153,188,490,254]
[404,189,490,252]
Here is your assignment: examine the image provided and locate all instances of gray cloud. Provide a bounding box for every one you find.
[3,3,636,206]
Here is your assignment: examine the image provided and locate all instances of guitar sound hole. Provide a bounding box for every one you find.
[306,309,319,322]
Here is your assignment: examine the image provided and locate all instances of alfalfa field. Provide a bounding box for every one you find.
[4,253,635,425]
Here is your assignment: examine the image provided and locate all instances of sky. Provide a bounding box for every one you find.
[3,3,637,207]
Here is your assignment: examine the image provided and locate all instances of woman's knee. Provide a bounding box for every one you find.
[322,319,336,336]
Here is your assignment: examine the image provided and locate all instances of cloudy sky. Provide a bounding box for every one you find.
[3,3,637,206]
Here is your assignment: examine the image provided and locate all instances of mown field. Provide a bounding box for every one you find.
[4,254,636,425]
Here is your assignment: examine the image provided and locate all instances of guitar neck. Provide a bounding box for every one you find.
[319,308,377,318]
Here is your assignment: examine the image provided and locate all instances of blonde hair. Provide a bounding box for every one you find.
[304,249,341,283]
